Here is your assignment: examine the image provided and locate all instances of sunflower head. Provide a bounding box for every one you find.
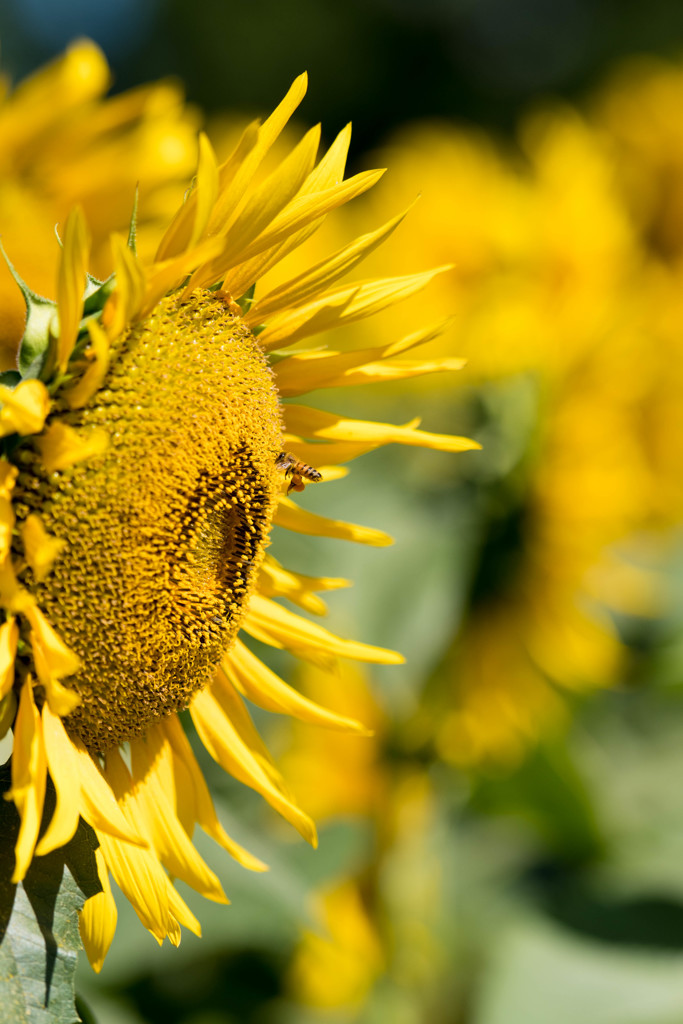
[14,288,282,751]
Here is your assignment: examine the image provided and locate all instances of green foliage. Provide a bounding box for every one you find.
[471,737,605,865]
[0,764,102,1024]
[475,920,683,1024]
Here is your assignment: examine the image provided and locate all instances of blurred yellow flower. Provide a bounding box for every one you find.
[0,39,199,362]
[595,56,683,263]
[288,879,384,1009]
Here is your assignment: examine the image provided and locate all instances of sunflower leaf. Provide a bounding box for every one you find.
[0,763,101,1024]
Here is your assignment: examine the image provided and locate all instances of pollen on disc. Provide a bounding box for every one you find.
[14,291,283,752]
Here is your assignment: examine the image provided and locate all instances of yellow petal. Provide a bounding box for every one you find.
[39,677,79,716]
[35,703,82,855]
[96,825,170,942]
[246,207,411,324]
[258,291,354,351]
[73,738,147,847]
[197,169,385,290]
[189,120,259,244]
[0,500,14,564]
[32,645,80,717]
[258,557,349,615]
[0,380,51,437]
[155,131,219,260]
[289,355,466,391]
[218,122,355,298]
[35,421,108,472]
[201,124,321,284]
[0,460,18,499]
[0,617,17,699]
[139,234,224,319]
[207,72,309,238]
[64,315,111,410]
[274,497,393,547]
[128,731,229,904]
[56,206,91,372]
[102,234,147,339]
[280,435,381,466]
[21,513,65,582]
[24,603,80,679]
[258,267,448,349]
[284,404,481,453]
[0,42,109,147]
[167,883,202,939]
[243,594,404,666]
[210,669,286,774]
[189,133,221,248]
[223,217,330,301]
[217,119,355,300]
[160,715,268,873]
[0,558,29,613]
[190,684,318,846]
[233,169,386,270]
[79,847,117,973]
[99,750,172,941]
[223,640,371,734]
[0,691,17,740]
[275,320,464,393]
[7,677,47,883]
[299,121,352,191]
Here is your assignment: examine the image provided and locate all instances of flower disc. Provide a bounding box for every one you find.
[16,291,283,751]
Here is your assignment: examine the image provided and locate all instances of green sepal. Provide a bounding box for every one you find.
[18,300,57,380]
[82,275,115,316]
[84,273,105,292]
[1,244,58,381]
[127,186,139,256]
[266,350,290,365]
[236,283,256,314]
[0,371,21,388]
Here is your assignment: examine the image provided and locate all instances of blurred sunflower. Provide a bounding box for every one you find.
[0,59,478,972]
[0,38,199,362]
[594,55,683,264]
[281,667,440,1014]
[593,58,683,523]
[431,110,661,767]
[288,878,384,1011]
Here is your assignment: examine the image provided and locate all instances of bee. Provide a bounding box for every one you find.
[276,452,322,494]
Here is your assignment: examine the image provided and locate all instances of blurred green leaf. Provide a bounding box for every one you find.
[475,919,683,1024]
[573,692,683,906]
[471,737,604,865]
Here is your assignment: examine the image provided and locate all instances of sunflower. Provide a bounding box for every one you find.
[0,70,478,971]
